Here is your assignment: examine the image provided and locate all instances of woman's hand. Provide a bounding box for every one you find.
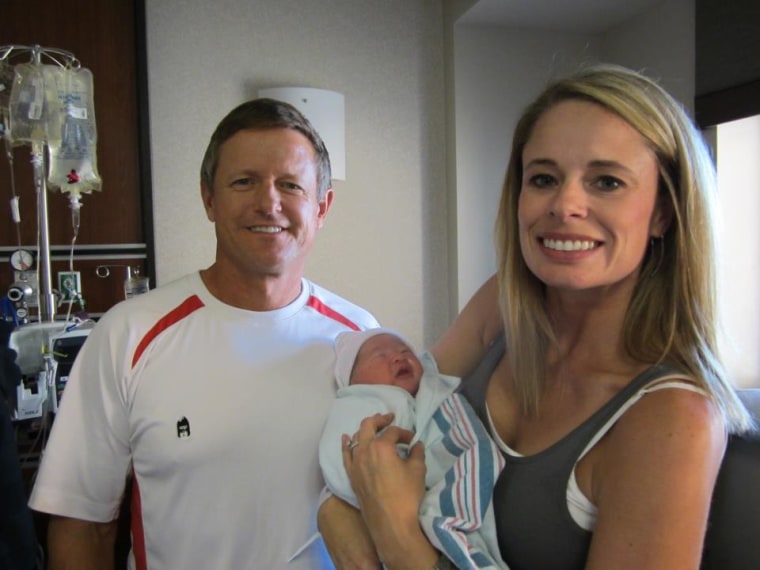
[342,413,439,569]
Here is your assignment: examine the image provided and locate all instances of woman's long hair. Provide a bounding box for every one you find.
[495,63,753,433]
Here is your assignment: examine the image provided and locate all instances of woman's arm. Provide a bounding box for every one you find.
[432,275,502,378]
[318,496,381,570]
[586,388,726,569]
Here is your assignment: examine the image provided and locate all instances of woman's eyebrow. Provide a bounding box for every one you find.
[523,158,556,169]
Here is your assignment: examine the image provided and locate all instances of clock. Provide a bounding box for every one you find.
[9,248,35,272]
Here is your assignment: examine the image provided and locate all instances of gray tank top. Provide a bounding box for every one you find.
[457,334,682,569]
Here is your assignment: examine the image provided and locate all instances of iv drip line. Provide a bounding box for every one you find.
[5,142,23,250]
[61,194,84,327]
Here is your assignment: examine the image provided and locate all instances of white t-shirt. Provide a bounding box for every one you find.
[29,272,379,570]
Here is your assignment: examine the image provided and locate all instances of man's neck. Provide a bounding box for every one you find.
[199,265,303,311]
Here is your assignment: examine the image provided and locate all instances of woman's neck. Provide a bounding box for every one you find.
[545,279,641,375]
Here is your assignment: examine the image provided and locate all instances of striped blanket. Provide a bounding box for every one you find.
[418,392,507,569]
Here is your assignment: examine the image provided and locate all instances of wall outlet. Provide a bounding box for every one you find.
[13,271,38,307]
[58,271,82,302]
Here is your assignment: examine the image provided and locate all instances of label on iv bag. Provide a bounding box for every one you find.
[22,77,44,120]
[66,104,87,121]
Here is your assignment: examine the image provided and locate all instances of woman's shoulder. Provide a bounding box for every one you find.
[625,380,721,426]
[612,368,723,436]
[585,380,727,567]
[602,380,726,472]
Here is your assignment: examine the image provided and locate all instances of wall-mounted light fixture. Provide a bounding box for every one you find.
[258,87,346,181]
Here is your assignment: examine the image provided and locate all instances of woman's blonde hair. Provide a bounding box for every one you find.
[495,63,753,433]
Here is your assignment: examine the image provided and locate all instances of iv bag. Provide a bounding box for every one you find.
[0,61,14,143]
[7,63,47,144]
[43,66,101,196]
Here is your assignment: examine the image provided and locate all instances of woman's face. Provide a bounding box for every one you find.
[517,100,670,296]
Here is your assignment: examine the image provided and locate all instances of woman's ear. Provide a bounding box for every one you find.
[650,191,674,238]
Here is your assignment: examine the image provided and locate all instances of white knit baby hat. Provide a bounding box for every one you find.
[333,327,412,389]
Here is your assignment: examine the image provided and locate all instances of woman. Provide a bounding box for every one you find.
[319,64,755,569]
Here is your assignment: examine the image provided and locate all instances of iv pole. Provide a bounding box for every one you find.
[32,136,55,322]
[2,44,81,322]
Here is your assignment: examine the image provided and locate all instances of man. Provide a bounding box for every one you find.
[29,99,379,569]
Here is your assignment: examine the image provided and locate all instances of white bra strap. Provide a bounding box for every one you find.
[640,378,706,396]
[577,376,705,461]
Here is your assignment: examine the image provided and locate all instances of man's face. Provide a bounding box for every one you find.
[202,128,333,281]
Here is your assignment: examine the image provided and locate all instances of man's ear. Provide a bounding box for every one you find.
[201,182,215,222]
[316,188,335,229]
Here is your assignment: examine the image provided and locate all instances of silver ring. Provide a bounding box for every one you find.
[347,438,359,451]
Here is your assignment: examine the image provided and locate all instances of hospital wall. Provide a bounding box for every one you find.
[146,0,449,349]
[145,0,694,350]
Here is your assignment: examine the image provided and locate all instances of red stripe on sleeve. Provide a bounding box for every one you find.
[306,296,361,331]
[131,295,205,369]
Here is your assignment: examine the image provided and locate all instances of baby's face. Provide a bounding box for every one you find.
[350,333,423,396]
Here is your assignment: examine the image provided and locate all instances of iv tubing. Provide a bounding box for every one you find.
[61,194,83,327]
[5,146,23,248]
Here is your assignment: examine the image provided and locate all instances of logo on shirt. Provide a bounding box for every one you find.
[177,416,191,438]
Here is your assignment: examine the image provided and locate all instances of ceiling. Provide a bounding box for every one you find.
[458,0,666,33]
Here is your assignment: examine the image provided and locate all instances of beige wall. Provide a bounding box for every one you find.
[146,0,450,349]
[145,0,699,352]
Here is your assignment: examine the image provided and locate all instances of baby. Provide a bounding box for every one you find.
[339,328,425,395]
[319,328,509,570]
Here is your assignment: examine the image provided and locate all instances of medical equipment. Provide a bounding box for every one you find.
[96,264,150,300]
[3,44,101,320]
[1,44,100,420]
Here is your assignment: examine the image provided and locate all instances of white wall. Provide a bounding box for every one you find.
[599,0,695,113]
[717,115,760,388]
[145,0,450,349]
[453,26,601,308]
[452,0,694,309]
[144,0,702,352]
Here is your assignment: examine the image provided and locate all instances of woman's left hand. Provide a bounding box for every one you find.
[342,413,436,567]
